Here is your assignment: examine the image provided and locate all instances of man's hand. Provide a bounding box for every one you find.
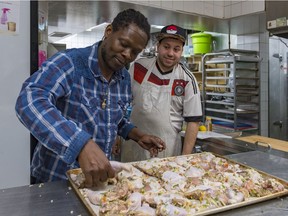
[111,136,121,156]
[137,135,166,157]
[78,139,115,188]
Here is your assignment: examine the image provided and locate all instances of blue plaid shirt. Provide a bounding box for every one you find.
[15,42,135,182]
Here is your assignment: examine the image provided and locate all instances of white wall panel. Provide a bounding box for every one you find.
[0,1,30,189]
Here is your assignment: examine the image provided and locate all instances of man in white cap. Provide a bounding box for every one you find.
[121,24,202,162]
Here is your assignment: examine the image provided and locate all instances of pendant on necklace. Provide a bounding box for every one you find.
[101,99,106,109]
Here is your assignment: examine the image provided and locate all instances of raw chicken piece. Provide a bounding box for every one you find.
[226,189,245,204]
[132,203,156,216]
[184,185,214,199]
[263,178,285,192]
[174,156,188,167]
[197,162,211,170]
[223,172,244,186]
[110,161,133,174]
[200,152,215,162]
[186,177,203,186]
[170,193,196,208]
[165,161,186,174]
[144,193,194,210]
[185,166,205,178]
[88,179,130,207]
[127,178,144,191]
[86,189,104,205]
[144,193,173,206]
[99,199,128,215]
[161,171,186,192]
[142,176,163,192]
[127,192,143,211]
[245,169,264,183]
[70,172,85,188]
[156,203,189,216]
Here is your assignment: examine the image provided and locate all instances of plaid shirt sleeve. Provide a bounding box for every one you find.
[15,52,91,164]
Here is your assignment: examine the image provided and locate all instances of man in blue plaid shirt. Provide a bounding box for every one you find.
[15,9,166,188]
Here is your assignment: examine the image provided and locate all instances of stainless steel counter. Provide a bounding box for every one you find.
[0,180,88,216]
[196,137,288,158]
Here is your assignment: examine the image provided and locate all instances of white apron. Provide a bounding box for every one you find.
[121,59,182,162]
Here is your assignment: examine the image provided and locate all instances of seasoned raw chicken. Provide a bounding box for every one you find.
[69,152,286,216]
[127,192,143,211]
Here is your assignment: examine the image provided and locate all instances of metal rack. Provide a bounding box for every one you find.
[202,49,261,133]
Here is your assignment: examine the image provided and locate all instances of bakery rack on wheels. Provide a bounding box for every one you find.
[201,49,261,135]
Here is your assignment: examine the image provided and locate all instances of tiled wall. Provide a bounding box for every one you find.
[124,0,265,19]
[259,33,269,136]
[64,31,103,48]
[224,0,265,18]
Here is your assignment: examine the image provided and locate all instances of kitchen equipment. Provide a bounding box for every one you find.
[191,32,212,54]
[269,37,288,141]
[202,49,261,133]
[237,135,288,152]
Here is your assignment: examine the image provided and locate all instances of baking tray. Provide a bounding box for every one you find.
[67,153,288,216]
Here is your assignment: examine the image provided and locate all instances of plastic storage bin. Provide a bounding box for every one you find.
[191,32,212,54]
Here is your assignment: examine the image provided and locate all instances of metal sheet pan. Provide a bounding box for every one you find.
[66,153,288,216]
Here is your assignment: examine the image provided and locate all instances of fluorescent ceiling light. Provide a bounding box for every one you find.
[53,33,78,44]
[49,32,71,37]
[86,22,110,31]
[151,25,165,29]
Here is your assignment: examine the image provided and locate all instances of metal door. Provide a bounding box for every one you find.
[269,37,288,141]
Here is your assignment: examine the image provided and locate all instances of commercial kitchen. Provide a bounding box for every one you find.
[0,1,288,215]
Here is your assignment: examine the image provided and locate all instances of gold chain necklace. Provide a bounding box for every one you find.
[101,91,108,109]
[101,82,109,109]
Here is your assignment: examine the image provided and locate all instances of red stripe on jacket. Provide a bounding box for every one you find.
[134,63,148,84]
[148,73,170,85]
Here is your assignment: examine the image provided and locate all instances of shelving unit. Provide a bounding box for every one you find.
[184,54,203,89]
[202,49,261,133]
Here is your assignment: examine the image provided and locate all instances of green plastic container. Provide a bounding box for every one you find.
[191,32,212,54]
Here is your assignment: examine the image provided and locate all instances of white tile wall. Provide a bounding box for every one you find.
[213,4,224,18]
[224,5,231,18]
[231,2,242,17]
[223,0,265,18]
[121,0,265,18]
[161,0,173,10]
[204,1,214,17]
[224,1,232,7]
[172,0,184,11]
[149,0,161,7]
[214,1,225,7]
[252,0,265,13]
[242,1,254,15]
[260,33,269,136]
[186,1,204,15]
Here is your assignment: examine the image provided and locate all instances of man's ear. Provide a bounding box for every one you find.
[104,24,113,38]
